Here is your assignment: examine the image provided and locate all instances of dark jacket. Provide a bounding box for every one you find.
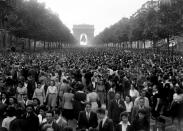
[22,113,39,131]
[99,118,114,131]
[108,99,126,124]
[78,111,98,129]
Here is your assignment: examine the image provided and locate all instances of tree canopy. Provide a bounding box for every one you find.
[94,0,183,46]
[7,0,75,43]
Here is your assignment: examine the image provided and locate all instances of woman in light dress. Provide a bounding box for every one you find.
[16,82,27,102]
[87,89,99,112]
[46,80,58,109]
[33,82,46,105]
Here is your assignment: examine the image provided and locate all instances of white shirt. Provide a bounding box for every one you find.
[2,116,16,130]
[38,114,47,124]
[102,116,108,127]
[2,99,6,104]
[124,101,133,112]
[129,89,139,98]
[173,93,183,102]
[119,121,130,131]
[86,111,90,120]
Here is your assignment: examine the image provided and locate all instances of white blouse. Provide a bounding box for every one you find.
[124,101,133,112]
[47,86,58,94]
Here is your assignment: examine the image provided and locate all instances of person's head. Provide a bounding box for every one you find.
[140,90,146,97]
[97,108,106,120]
[139,97,145,107]
[120,112,129,124]
[50,80,55,86]
[26,104,34,114]
[67,87,72,93]
[125,95,132,103]
[138,109,146,120]
[9,97,16,105]
[115,92,120,100]
[54,108,61,119]
[18,82,23,88]
[23,94,28,101]
[39,105,47,116]
[33,98,40,106]
[85,102,91,113]
[46,111,54,123]
[37,82,41,88]
[1,92,7,99]
[130,84,135,89]
[152,85,158,92]
[7,106,16,117]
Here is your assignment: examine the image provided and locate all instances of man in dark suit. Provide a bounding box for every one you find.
[78,102,98,131]
[108,92,126,126]
[22,104,39,131]
[97,108,114,131]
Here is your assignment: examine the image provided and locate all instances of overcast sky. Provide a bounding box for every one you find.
[38,0,149,35]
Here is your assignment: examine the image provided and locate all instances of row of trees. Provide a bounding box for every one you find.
[6,0,75,45]
[94,0,183,50]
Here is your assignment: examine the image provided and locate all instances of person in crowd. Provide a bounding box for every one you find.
[108,92,126,126]
[171,86,183,131]
[19,94,32,109]
[1,92,8,105]
[97,108,114,131]
[33,81,46,105]
[33,98,41,114]
[96,80,105,105]
[87,89,100,112]
[1,107,16,130]
[46,80,58,110]
[8,97,18,109]
[62,87,74,121]
[16,82,27,102]
[73,83,86,119]
[115,112,134,131]
[132,109,150,131]
[54,108,67,131]
[124,95,133,122]
[41,110,60,131]
[22,104,39,131]
[131,97,150,122]
[151,85,161,119]
[78,102,98,130]
[129,84,139,102]
[38,105,47,124]
[27,75,36,100]
[134,90,149,108]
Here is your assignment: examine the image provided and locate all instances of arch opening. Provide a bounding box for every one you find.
[80,33,88,45]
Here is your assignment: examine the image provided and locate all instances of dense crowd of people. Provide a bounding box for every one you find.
[0,47,183,131]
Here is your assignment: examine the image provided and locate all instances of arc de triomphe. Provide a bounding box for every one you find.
[73,24,94,46]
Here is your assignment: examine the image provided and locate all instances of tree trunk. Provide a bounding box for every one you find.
[167,36,170,56]
[29,39,31,50]
[43,41,45,49]
[34,40,36,51]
